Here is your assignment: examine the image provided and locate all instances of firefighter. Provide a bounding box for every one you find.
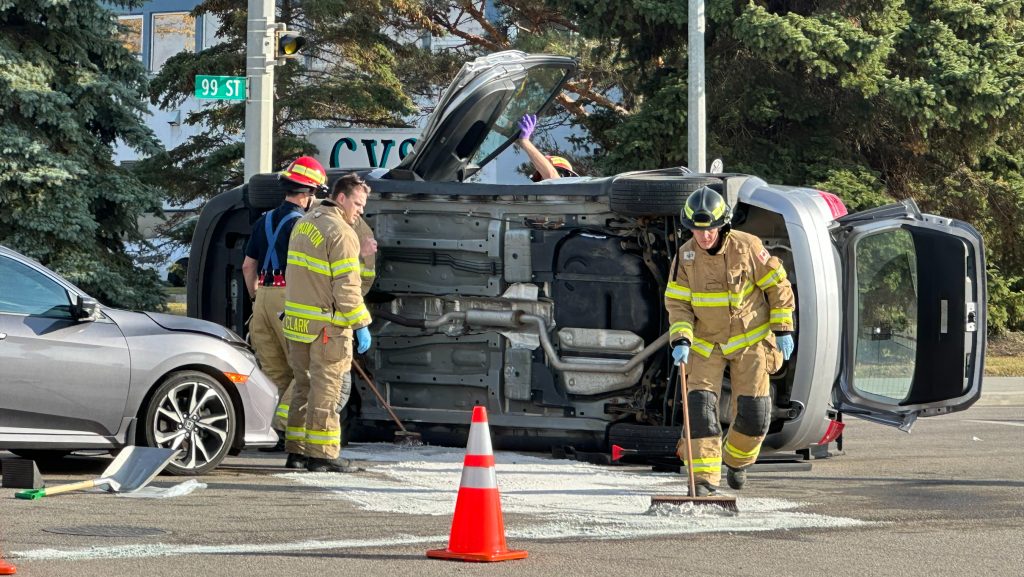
[242,156,327,454]
[352,217,377,296]
[282,173,372,472]
[664,186,795,495]
[517,113,579,181]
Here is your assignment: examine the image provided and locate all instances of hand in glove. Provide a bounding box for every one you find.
[671,344,690,366]
[518,114,537,141]
[776,334,794,361]
[355,326,372,354]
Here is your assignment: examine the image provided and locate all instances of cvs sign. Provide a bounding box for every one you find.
[306,128,421,170]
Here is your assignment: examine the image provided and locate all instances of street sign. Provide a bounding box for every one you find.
[195,75,246,100]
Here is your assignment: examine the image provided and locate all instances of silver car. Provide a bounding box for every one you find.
[189,51,985,460]
[0,245,278,474]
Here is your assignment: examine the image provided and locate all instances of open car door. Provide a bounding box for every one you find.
[832,199,986,431]
[391,50,576,182]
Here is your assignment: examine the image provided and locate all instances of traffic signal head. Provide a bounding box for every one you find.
[278,33,306,58]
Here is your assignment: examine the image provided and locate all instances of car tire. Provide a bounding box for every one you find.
[609,175,721,217]
[246,173,287,210]
[140,370,237,475]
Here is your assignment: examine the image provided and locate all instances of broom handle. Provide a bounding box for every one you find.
[352,359,409,433]
[679,364,697,497]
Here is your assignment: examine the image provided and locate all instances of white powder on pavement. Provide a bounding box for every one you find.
[287,443,867,540]
[12,443,866,561]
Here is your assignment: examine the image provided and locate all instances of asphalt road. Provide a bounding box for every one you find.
[1,379,1021,577]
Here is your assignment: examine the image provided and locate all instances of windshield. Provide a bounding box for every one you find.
[471,65,573,167]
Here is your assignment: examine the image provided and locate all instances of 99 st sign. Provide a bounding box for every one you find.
[194,75,246,101]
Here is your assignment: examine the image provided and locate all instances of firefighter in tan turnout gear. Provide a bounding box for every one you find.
[282,173,372,473]
[665,186,796,496]
[242,156,327,451]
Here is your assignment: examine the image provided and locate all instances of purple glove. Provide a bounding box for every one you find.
[518,114,537,141]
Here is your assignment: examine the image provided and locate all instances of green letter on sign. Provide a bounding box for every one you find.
[195,75,246,100]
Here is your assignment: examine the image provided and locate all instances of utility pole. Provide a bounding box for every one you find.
[245,0,275,181]
[687,0,706,173]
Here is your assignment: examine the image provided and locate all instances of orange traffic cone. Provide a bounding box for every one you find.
[426,406,527,562]
[0,542,16,575]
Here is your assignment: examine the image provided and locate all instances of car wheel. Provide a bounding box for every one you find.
[246,173,287,210]
[8,449,71,462]
[141,370,236,475]
[609,175,721,217]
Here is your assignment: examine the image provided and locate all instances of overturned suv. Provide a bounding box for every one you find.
[188,51,986,458]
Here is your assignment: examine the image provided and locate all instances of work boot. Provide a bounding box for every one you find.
[726,466,747,490]
[306,457,363,473]
[285,453,307,470]
[693,481,719,497]
[260,430,286,452]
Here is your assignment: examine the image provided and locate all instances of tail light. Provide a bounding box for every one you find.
[818,190,848,219]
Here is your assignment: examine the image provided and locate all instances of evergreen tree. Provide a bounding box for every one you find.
[0,0,165,310]
[563,0,1024,332]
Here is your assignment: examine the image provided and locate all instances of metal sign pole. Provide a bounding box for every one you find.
[244,0,275,181]
[687,0,706,173]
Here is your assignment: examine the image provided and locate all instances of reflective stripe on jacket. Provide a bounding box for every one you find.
[282,201,370,343]
[664,230,795,358]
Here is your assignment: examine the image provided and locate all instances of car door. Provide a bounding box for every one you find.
[0,252,131,438]
[392,50,577,182]
[831,199,985,430]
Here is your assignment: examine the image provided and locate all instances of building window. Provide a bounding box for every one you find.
[117,15,143,60]
[202,14,224,50]
[151,12,195,73]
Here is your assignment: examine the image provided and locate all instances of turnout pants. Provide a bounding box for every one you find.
[250,286,294,431]
[676,340,781,487]
[285,327,353,459]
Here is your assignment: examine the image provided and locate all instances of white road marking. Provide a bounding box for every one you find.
[12,536,442,561]
[965,419,1024,427]
[12,443,868,561]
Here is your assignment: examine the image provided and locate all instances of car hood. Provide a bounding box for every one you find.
[103,308,247,346]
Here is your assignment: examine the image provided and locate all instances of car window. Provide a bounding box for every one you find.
[852,229,918,402]
[471,65,574,166]
[0,255,74,318]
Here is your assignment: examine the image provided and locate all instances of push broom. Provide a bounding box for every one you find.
[352,359,423,446]
[651,363,738,512]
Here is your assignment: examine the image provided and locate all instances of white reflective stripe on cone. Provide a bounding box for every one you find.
[466,421,493,456]
[459,466,498,489]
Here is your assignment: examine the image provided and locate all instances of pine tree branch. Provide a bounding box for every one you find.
[562,81,630,116]
[459,0,509,46]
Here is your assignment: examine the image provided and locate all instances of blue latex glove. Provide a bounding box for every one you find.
[355,327,372,354]
[518,114,537,141]
[671,344,690,366]
[776,334,794,361]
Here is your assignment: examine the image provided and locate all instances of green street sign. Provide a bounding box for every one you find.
[195,75,246,100]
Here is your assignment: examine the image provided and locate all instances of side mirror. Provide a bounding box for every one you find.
[69,292,99,321]
[709,158,724,173]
